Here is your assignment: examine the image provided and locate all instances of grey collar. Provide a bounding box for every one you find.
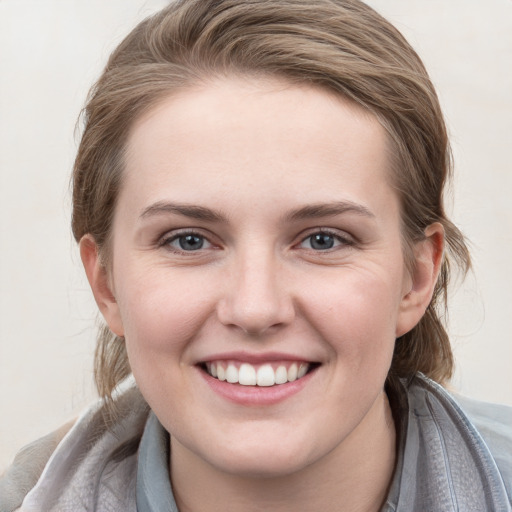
[135,376,512,512]
[137,412,179,512]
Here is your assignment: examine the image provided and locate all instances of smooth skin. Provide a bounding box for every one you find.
[81,77,444,512]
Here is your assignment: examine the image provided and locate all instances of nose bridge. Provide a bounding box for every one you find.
[218,243,294,335]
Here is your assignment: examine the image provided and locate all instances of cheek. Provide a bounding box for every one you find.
[302,268,403,361]
[114,266,216,357]
[115,270,218,414]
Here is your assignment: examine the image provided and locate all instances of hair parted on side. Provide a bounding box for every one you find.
[72,0,470,404]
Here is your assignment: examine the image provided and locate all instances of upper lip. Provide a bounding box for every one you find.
[197,351,318,365]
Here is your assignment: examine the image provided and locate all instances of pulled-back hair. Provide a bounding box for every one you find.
[72,0,470,402]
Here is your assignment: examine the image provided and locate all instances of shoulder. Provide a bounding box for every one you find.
[0,381,150,512]
[407,375,512,505]
[455,392,512,495]
[0,421,74,512]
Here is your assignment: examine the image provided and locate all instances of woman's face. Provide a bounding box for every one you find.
[91,77,433,477]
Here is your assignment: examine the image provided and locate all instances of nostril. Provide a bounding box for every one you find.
[217,302,295,337]
[215,271,295,334]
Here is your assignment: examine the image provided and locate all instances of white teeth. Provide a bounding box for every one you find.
[206,361,312,386]
[226,364,238,383]
[275,365,288,385]
[239,363,257,386]
[287,363,298,382]
[256,365,275,387]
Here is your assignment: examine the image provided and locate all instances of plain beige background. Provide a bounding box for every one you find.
[1,0,511,471]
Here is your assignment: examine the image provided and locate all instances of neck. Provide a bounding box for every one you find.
[170,391,396,512]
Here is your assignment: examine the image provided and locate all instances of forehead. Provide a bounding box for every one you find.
[121,77,397,220]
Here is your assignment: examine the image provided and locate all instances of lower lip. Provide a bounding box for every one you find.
[198,366,317,406]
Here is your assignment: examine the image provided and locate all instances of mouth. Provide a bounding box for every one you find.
[200,360,320,387]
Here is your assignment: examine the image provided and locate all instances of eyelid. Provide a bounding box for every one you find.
[296,227,356,249]
[158,228,217,252]
[155,227,356,252]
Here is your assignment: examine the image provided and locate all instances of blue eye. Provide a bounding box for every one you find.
[300,231,351,251]
[309,233,335,250]
[166,233,211,251]
[178,234,204,250]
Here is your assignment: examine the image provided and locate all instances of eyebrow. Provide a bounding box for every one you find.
[285,201,375,222]
[140,201,227,222]
[139,200,375,223]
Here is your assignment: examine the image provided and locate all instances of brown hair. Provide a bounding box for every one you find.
[72,0,470,401]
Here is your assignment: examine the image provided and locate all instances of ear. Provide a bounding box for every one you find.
[396,223,444,337]
[79,235,124,337]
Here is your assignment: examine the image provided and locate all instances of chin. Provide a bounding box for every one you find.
[212,449,314,480]
[190,427,321,479]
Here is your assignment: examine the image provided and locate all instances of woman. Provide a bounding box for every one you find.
[1,0,511,511]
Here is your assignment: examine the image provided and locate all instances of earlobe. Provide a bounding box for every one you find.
[396,223,445,337]
[79,235,124,337]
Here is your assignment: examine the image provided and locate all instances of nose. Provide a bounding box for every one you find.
[216,248,295,336]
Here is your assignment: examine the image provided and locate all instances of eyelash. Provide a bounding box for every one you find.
[158,228,355,254]
[159,230,214,253]
[298,229,355,251]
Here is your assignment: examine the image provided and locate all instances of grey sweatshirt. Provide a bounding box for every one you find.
[1,375,511,511]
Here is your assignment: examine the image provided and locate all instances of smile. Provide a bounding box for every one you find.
[205,361,312,387]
